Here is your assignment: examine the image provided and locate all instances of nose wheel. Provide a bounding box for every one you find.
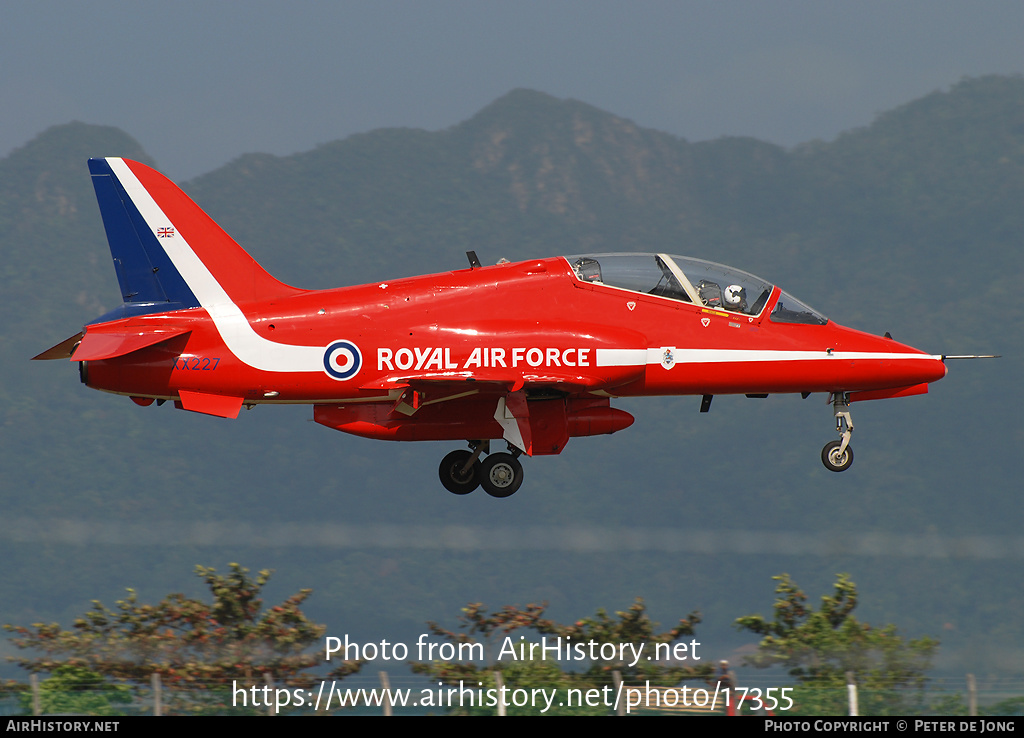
[438,442,524,497]
[822,393,854,472]
[821,439,854,472]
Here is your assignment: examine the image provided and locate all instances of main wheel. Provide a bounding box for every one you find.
[821,440,854,472]
[439,450,481,495]
[480,453,523,498]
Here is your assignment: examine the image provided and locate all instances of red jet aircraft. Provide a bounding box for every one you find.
[37,158,965,497]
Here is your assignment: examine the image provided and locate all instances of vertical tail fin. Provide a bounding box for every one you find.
[88,157,302,318]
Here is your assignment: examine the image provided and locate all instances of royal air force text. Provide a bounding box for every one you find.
[377,347,592,372]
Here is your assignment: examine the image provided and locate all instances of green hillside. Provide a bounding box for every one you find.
[0,77,1020,683]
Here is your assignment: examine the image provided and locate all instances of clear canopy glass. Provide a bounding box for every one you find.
[565,253,827,324]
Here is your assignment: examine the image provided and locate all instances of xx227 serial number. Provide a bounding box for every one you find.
[174,357,221,371]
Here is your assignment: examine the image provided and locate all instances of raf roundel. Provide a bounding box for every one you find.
[323,340,363,381]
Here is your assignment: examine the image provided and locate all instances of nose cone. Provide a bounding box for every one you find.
[829,324,946,389]
[902,353,948,387]
[877,333,947,383]
[927,355,949,383]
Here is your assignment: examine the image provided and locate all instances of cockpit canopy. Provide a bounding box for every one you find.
[565,253,827,325]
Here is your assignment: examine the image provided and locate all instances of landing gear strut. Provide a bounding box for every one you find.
[438,441,524,497]
[821,393,854,472]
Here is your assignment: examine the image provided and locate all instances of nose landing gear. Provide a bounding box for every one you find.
[822,393,854,472]
[438,441,524,497]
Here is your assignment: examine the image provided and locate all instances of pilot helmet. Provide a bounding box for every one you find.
[724,284,747,310]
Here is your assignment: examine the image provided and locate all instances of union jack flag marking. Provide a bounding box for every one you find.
[156,227,175,238]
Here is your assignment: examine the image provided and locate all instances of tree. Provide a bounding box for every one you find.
[4,564,362,714]
[534,598,712,688]
[735,574,939,715]
[411,598,711,715]
[19,665,132,716]
[410,601,550,684]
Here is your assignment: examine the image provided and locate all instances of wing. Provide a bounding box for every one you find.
[359,367,619,394]
[315,364,640,457]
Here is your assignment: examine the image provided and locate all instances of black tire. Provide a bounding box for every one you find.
[480,453,523,498]
[439,450,480,495]
[821,440,854,472]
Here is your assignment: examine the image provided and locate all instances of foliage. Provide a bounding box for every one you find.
[445,659,608,716]
[534,598,712,687]
[411,598,711,715]
[736,574,939,715]
[410,601,550,684]
[17,665,132,716]
[4,564,362,714]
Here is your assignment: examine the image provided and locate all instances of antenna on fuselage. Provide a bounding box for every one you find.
[466,251,482,269]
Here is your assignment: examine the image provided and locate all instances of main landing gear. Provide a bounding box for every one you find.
[438,441,524,498]
[821,393,854,472]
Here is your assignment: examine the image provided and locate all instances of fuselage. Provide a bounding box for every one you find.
[80,254,946,406]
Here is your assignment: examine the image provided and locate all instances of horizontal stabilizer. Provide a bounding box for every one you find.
[32,332,85,360]
[176,390,244,419]
[72,325,192,361]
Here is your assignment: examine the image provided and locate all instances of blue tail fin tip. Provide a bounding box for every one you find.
[88,157,199,321]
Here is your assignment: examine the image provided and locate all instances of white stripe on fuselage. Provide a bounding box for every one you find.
[108,158,324,373]
[596,348,942,366]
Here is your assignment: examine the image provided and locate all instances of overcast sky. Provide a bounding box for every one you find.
[4,1,1024,181]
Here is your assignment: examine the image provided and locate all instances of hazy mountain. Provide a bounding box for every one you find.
[0,77,1020,682]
